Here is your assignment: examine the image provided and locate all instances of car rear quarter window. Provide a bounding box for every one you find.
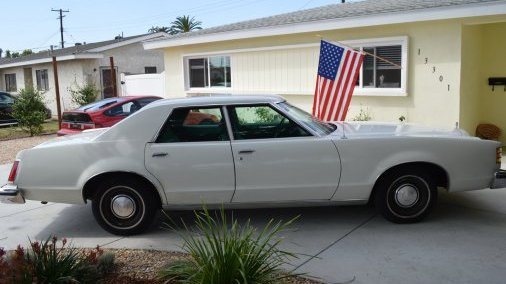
[156,107,228,143]
[78,98,124,112]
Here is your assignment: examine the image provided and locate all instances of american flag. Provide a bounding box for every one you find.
[312,40,364,121]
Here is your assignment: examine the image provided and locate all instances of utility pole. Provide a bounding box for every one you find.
[109,57,118,97]
[51,8,69,48]
[52,57,62,128]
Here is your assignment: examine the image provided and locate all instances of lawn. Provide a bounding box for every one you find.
[0,120,59,140]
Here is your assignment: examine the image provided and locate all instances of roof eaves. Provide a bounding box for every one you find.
[143,0,506,50]
[88,32,169,52]
[0,53,103,69]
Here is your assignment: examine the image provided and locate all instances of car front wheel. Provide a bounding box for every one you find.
[92,177,159,235]
[375,169,437,223]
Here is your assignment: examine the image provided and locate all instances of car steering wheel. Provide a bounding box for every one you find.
[274,117,287,138]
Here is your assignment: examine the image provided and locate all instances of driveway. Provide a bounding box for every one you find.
[1,162,506,283]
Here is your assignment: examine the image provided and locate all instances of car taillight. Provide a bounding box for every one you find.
[8,161,19,183]
[83,124,95,130]
[497,147,503,164]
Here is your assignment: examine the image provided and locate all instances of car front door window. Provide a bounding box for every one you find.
[227,105,310,140]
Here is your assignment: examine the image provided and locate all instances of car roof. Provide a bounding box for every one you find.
[67,96,162,113]
[0,92,13,97]
[145,95,285,109]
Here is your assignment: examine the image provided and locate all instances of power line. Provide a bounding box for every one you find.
[67,0,239,30]
[299,0,316,9]
[51,8,70,48]
[66,0,269,33]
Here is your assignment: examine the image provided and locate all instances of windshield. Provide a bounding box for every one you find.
[277,102,336,136]
[77,98,125,112]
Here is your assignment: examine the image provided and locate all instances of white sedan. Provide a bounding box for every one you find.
[1,95,505,235]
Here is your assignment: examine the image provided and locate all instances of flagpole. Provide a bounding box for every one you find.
[316,35,402,68]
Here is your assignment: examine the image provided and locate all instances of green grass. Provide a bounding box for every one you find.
[0,120,59,140]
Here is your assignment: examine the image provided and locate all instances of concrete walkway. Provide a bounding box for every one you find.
[1,163,506,283]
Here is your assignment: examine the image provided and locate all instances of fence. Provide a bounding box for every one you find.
[120,71,165,97]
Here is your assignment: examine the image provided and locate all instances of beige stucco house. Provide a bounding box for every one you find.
[144,0,506,143]
[0,32,167,115]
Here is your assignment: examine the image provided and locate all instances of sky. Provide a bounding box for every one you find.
[0,0,353,53]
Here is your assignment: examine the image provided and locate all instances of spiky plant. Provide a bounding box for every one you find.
[159,207,298,284]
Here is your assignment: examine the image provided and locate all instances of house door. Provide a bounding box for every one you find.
[23,68,33,88]
[100,67,118,98]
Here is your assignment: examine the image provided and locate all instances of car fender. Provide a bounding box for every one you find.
[77,156,168,204]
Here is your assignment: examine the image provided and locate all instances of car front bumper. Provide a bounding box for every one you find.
[491,170,506,189]
[0,184,25,204]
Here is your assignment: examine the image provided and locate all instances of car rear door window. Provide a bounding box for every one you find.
[156,107,229,143]
[0,93,15,105]
[227,105,310,140]
[137,97,161,107]
[104,101,139,117]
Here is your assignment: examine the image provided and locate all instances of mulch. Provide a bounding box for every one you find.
[100,249,322,284]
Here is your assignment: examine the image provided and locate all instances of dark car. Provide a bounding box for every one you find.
[0,92,18,126]
[0,92,52,126]
[57,96,162,136]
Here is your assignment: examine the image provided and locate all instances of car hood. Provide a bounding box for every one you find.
[328,122,472,138]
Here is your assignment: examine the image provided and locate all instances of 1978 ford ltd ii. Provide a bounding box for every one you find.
[1,95,505,235]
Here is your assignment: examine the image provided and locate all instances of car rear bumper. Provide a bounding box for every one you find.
[490,170,506,189]
[0,184,25,204]
[57,128,83,136]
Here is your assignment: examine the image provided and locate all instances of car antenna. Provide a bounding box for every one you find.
[341,122,347,139]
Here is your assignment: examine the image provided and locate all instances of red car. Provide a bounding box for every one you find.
[57,96,162,136]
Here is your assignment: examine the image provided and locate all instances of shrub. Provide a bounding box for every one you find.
[0,236,114,284]
[68,81,99,106]
[351,106,372,122]
[12,88,47,136]
[159,207,298,284]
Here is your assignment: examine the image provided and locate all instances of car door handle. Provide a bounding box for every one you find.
[152,152,168,157]
[238,150,255,154]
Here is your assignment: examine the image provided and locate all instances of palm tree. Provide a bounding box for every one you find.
[148,26,170,33]
[169,15,202,35]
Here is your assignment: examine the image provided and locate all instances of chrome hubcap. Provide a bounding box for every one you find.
[394,185,419,207]
[111,195,136,219]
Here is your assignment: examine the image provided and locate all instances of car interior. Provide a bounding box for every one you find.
[156,108,228,143]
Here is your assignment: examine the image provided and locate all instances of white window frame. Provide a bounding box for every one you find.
[180,36,407,97]
[345,36,408,97]
[183,54,232,92]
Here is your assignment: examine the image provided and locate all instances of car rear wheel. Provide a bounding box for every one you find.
[92,177,159,235]
[374,169,437,223]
